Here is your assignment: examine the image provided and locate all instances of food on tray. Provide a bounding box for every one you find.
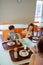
[21,50,27,56]
[7,42,15,46]
[19,50,29,57]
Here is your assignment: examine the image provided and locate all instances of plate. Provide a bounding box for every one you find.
[32,40,38,43]
[32,37,39,40]
[19,50,29,57]
[7,42,15,46]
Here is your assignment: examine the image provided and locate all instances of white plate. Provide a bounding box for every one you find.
[32,40,38,43]
[7,42,15,46]
[19,50,29,57]
[33,37,39,40]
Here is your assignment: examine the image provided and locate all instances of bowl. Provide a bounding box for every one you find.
[7,42,15,46]
[19,50,29,57]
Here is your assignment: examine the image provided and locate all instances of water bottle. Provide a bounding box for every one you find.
[14,52,18,59]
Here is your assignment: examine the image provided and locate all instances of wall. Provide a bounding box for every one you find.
[0,0,36,24]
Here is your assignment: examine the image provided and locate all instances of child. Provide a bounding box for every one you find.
[26,23,34,38]
[8,25,21,40]
[22,23,34,38]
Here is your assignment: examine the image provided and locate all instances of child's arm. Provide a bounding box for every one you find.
[29,54,35,65]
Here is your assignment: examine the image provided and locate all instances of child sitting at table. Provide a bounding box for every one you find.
[22,23,34,38]
[29,36,43,65]
[8,25,21,40]
[26,23,34,38]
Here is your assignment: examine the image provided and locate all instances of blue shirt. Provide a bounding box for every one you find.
[8,32,19,40]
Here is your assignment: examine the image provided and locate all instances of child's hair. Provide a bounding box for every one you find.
[9,25,15,30]
[37,36,43,53]
[27,23,34,31]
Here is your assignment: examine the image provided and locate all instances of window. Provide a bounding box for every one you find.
[35,0,42,22]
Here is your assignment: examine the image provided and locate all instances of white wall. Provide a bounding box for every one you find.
[0,0,36,24]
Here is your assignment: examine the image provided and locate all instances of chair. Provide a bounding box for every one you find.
[3,30,10,41]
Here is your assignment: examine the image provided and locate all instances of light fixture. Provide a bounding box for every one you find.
[17,0,22,3]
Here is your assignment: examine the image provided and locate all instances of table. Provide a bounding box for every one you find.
[0,38,36,65]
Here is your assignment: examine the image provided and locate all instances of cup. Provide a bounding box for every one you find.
[14,52,18,58]
[14,47,18,58]
[23,42,27,49]
[24,45,27,49]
